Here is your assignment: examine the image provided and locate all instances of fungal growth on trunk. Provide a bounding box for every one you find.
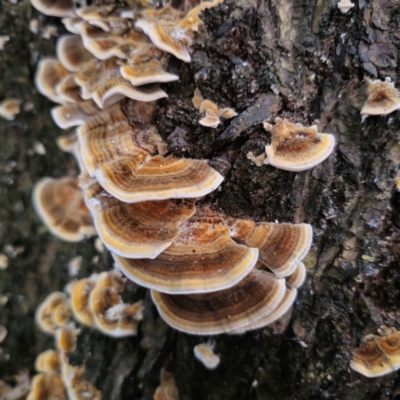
[263,119,336,171]
[350,326,400,378]
[0,98,21,121]
[360,79,400,118]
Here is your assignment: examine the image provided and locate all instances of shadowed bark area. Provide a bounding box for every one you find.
[1,0,400,399]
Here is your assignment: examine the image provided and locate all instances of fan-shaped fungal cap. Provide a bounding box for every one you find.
[0,98,21,121]
[114,219,258,294]
[231,285,297,333]
[57,35,94,72]
[35,59,70,104]
[95,155,224,203]
[199,100,220,128]
[338,0,354,13]
[70,275,98,327]
[193,342,220,370]
[30,0,74,17]
[89,271,144,337]
[77,104,159,175]
[350,326,400,378]
[27,373,67,400]
[35,292,71,335]
[56,74,84,103]
[231,221,312,278]
[360,80,400,117]
[34,350,60,374]
[120,59,179,86]
[154,369,179,400]
[78,58,168,108]
[33,177,96,242]
[56,326,80,354]
[286,261,306,288]
[84,180,196,258]
[263,119,336,171]
[61,362,102,400]
[151,269,287,335]
[51,100,101,129]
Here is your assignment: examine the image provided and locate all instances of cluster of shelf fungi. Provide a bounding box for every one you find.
[19,0,400,397]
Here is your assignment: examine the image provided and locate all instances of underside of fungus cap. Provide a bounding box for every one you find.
[56,34,94,72]
[32,177,96,242]
[264,119,336,171]
[241,222,312,278]
[34,349,60,374]
[70,276,97,327]
[35,292,71,335]
[360,80,400,117]
[35,59,71,104]
[285,261,307,288]
[51,100,100,129]
[151,269,287,335]
[350,327,400,378]
[31,0,74,17]
[95,155,224,203]
[84,180,196,258]
[113,219,259,294]
[27,373,67,400]
[89,271,144,337]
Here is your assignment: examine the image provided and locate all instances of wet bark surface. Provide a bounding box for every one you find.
[1,0,400,399]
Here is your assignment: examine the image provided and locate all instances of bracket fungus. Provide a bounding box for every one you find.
[350,326,400,378]
[113,218,259,294]
[151,269,289,335]
[34,349,60,374]
[263,119,336,172]
[230,220,312,278]
[32,177,96,242]
[30,0,74,17]
[361,79,400,118]
[55,326,79,354]
[154,369,179,400]
[89,271,144,337]
[0,98,21,121]
[193,342,220,370]
[84,180,196,258]
[35,292,71,335]
[27,373,67,400]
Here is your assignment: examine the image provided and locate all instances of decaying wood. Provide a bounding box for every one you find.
[1,0,400,399]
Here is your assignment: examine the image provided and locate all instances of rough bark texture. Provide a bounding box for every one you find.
[1,0,400,399]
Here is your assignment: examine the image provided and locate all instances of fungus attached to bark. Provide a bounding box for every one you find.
[151,269,287,335]
[263,119,336,171]
[194,342,220,370]
[360,80,400,118]
[154,369,179,400]
[89,271,144,337]
[56,326,79,354]
[0,98,21,121]
[32,177,96,242]
[51,100,101,129]
[94,155,224,203]
[57,34,94,72]
[34,349,60,374]
[35,59,70,104]
[27,373,67,400]
[350,326,400,378]
[30,0,74,17]
[70,275,98,327]
[230,220,312,278]
[114,218,258,294]
[83,180,196,258]
[35,292,71,335]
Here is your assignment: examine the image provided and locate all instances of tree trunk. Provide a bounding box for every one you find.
[1,0,400,399]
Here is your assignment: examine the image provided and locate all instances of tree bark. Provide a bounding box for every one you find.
[1,0,400,399]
